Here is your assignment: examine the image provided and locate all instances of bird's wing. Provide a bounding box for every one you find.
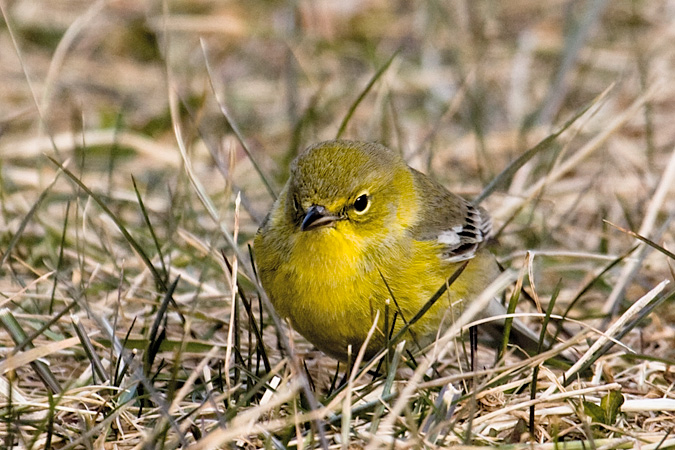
[409,169,492,263]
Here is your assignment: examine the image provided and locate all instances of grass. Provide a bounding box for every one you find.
[1,1,675,448]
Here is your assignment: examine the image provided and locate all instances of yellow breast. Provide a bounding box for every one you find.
[256,217,486,360]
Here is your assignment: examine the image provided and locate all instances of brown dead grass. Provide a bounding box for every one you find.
[1,0,675,448]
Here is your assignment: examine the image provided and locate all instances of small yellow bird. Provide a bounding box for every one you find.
[254,140,541,361]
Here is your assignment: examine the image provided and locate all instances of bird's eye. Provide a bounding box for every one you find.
[353,194,369,214]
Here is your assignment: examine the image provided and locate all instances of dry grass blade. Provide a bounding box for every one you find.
[342,311,379,448]
[474,382,623,428]
[166,19,329,449]
[188,381,301,450]
[369,340,405,435]
[366,271,516,448]
[476,86,610,205]
[332,261,470,394]
[0,308,62,393]
[605,223,675,262]
[47,156,169,292]
[39,0,107,115]
[603,144,675,316]
[0,375,28,404]
[167,346,219,415]
[222,251,272,373]
[200,39,277,201]
[555,280,671,390]
[2,2,675,447]
[0,333,79,379]
[555,245,639,340]
[166,71,248,269]
[0,129,181,164]
[494,82,662,220]
[447,438,634,450]
[0,270,55,310]
[224,193,240,392]
[0,181,56,268]
[534,0,609,125]
[0,1,50,138]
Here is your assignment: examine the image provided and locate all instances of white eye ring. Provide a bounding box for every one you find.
[353,192,370,215]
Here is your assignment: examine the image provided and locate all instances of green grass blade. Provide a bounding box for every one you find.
[475,88,609,204]
[0,182,55,270]
[0,308,62,394]
[132,175,168,280]
[336,50,399,139]
[47,156,168,292]
[72,315,108,383]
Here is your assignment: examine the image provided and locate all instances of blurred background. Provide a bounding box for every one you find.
[3,0,674,309]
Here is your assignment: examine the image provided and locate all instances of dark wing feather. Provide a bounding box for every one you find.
[409,169,491,262]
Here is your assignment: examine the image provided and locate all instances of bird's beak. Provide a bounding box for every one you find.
[301,205,340,231]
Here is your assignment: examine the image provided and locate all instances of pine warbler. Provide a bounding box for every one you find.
[254,140,541,361]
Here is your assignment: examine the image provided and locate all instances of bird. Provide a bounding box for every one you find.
[254,139,547,362]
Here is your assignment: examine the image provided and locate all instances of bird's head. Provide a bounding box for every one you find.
[284,140,416,241]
